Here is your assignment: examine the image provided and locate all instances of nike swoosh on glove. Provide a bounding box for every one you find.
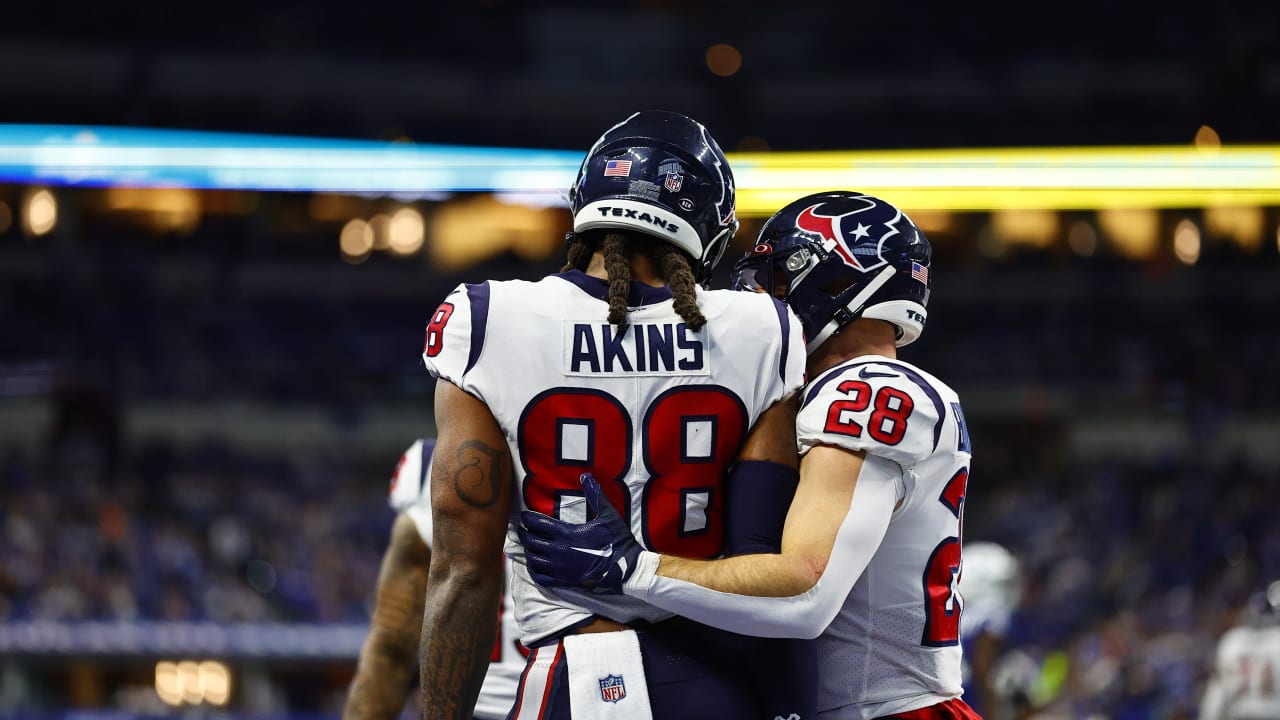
[519,473,642,594]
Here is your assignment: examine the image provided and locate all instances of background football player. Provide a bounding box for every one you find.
[957,541,1024,720]
[344,439,523,720]
[1199,581,1280,720]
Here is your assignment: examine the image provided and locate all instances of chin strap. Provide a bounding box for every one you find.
[805,266,897,354]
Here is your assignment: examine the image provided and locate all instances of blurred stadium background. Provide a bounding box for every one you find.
[2,2,1278,718]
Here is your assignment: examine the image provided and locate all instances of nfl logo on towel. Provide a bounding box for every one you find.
[598,674,626,703]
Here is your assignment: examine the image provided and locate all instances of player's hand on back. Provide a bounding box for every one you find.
[519,473,642,594]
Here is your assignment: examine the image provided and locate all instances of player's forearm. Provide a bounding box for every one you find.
[345,630,420,720]
[625,550,834,638]
[624,464,898,639]
[658,551,821,598]
[347,515,431,720]
[419,567,501,720]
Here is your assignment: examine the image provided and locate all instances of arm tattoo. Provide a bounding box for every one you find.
[449,439,507,508]
[345,575,424,718]
[420,516,501,720]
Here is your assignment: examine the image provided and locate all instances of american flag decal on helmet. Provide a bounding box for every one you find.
[599,674,626,703]
[603,160,632,177]
[911,262,929,284]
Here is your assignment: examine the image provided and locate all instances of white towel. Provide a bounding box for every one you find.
[562,630,653,720]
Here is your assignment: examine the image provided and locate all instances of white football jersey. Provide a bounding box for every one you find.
[1200,623,1280,720]
[388,439,524,720]
[795,355,971,719]
[957,541,1019,644]
[421,270,806,645]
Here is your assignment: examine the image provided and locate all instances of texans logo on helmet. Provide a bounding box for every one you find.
[794,199,895,272]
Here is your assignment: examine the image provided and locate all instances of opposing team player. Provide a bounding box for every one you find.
[343,439,523,720]
[418,111,809,719]
[957,542,1023,719]
[523,191,983,719]
[1199,581,1280,720]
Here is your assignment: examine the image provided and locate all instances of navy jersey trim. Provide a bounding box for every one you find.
[770,297,790,384]
[802,359,947,452]
[464,282,491,374]
[553,269,675,306]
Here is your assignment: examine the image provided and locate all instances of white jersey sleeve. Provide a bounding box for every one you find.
[421,282,490,399]
[387,438,435,547]
[796,357,945,470]
[751,294,807,402]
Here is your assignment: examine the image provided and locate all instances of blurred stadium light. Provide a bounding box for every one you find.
[2,124,1279,213]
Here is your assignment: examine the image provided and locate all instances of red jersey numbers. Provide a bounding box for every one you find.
[424,302,455,357]
[518,386,746,559]
[640,387,747,558]
[823,379,914,445]
[922,467,968,647]
[518,388,633,523]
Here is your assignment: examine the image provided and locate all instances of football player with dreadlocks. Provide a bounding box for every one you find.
[418,111,810,720]
[523,191,983,719]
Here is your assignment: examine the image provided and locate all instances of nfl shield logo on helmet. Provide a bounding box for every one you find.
[598,674,626,703]
[658,158,684,193]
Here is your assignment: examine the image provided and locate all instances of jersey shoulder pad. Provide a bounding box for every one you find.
[1216,625,1259,663]
[703,290,807,399]
[388,438,434,512]
[421,282,492,385]
[796,358,945,466]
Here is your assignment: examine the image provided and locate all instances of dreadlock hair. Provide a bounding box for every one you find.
[649,242,705,332]
[561,231,593,273]
[561,230,707,332]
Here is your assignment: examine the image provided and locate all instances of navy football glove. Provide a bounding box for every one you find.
[519,473,642,594]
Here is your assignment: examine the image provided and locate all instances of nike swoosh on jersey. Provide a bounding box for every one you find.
[859,367,897,379]
[570,545,613,557]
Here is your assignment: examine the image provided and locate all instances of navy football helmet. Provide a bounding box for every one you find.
[733,191,932,352]
[569,110,738,284]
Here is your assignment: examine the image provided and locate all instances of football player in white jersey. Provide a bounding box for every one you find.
[957,542,1023,720]
[344,439,523,719]
[418,111,810,720]
[1199,581,1280,720]
[523,191,983,720]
